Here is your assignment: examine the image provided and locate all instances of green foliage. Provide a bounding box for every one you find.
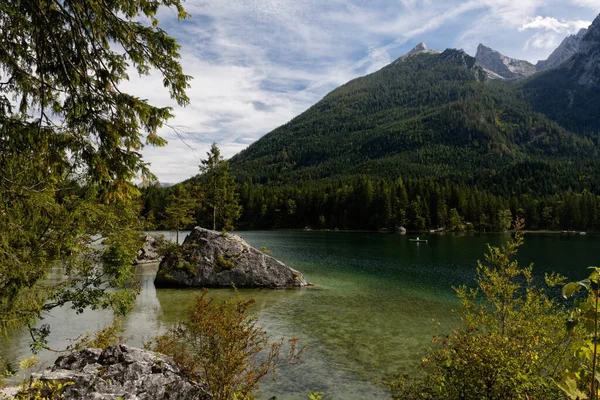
[70,320,125,351]
[14,379,74,400]
[382,221,577,399]
[215,254,235,273]
[561,267,600,400]
[152,291,304,400]
[11,356,74,399]
[0,0,189,369]
[198,143,242,231]
[164,184,200,242]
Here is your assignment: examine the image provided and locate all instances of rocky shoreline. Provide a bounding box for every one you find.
[1,345,210,400]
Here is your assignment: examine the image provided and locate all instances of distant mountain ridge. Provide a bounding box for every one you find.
[474,26,590,80]
[524,13,600,133]
[536,28,587,71]
[475,44,537,80]
[224,13,600,201]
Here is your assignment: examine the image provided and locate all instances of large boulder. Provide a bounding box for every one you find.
[154,227,309,288]
[22,345,210,400]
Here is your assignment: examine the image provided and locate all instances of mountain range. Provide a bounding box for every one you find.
[230,14,600,187]
[474,28,588,80]
[150,13,600,231]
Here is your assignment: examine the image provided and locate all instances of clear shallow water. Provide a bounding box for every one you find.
[2,231,600,399]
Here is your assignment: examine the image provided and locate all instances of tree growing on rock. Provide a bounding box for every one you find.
[199,143,241,231]
[164,184,201,243]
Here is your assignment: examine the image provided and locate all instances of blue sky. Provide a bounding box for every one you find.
[128,0,600,183]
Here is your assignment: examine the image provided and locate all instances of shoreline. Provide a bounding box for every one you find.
[229,228,595,235]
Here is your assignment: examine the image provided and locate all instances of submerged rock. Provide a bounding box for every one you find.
[154,227,310,288]
[26,345,210,399]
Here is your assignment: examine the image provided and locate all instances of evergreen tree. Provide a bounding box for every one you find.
[0,0,189,350]
[164,185,199,243]
[199,144,241,231]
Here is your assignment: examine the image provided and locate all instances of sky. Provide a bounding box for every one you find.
[128,0,600,183]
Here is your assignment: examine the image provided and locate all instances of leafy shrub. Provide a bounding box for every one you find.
[70,320,124,351]
[561,267,600,400]
[382,220,579,399]
[153,291,303,400]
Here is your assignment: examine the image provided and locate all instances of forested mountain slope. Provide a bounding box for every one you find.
[144,15,600,232]
[229,48,596,191]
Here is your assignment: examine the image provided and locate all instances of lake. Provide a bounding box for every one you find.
[2,231,598,399]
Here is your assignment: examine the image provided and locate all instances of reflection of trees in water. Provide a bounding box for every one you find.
[122,263,165,347]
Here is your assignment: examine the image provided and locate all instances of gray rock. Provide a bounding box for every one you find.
[537,28,587,71]
[394,42,442,63]
[154,227,309,288]
[475,43,537,80]
[24,345,210,400]
[135,234,165,265]
[565,14,600,86]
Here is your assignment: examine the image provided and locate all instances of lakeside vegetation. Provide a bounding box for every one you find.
[141,176,600,232]
[3,0,600,399]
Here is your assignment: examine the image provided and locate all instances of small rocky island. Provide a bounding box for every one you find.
[154,227,310,288]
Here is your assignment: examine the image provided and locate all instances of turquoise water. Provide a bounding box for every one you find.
[2,231,599,399]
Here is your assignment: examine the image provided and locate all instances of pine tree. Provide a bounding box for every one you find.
[199,144,241,231]
[164,185,199,243]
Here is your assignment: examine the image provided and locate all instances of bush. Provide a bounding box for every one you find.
[382,221,579,399]
[560,267,600,400]
[70,319,124,351]
[153,291,303,400]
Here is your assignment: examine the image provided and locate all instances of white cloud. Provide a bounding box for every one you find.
[519,16,591,33]
[524,32,562,49]
[124,0,598,182]
[518,16,591,57]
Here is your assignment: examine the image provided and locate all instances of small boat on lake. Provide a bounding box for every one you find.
[409,237,428,243]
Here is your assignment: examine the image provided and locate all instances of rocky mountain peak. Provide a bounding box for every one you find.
[579,13,600,53]
[395,42,442,63]
[537,28,588,71]
[413,42,427,52]
[564,13,600,85]
[475,43,537,80]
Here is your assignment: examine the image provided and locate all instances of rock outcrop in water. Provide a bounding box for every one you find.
[154,227,310,288]
[11,345,210,400]
[135,234,166,265]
